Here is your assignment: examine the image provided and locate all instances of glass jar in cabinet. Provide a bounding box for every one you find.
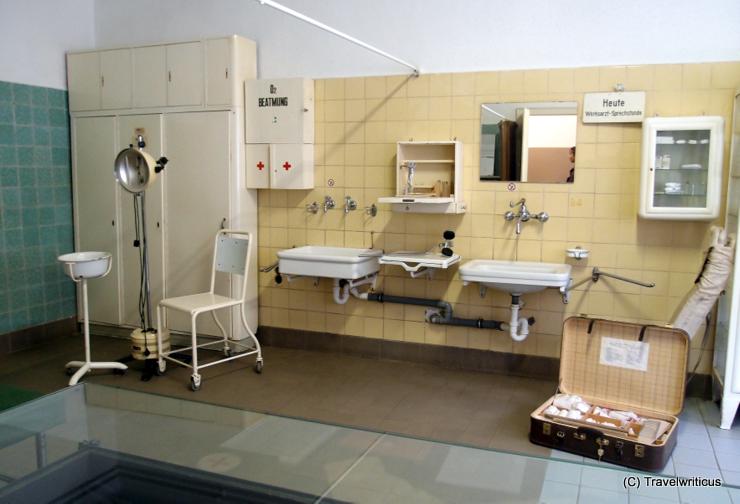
[639,116,723,220]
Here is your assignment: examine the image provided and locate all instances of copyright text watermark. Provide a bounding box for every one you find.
[623,476,723,489]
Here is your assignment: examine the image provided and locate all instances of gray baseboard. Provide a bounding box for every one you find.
[0,317,78,355]
[257,326,712,399]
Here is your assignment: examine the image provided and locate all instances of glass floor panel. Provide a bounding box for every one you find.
[0,384,736,503]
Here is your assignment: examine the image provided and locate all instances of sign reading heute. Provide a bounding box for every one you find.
[582,91,645,123]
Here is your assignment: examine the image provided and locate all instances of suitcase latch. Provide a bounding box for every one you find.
[573,432,586,441]
[596,437,610,461]
[635,445,645,458]
[543,423,551,435]
[615,440,624,460]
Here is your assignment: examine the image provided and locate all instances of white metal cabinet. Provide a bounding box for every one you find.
[67,52,100,111]
[117,114,165,327]
[714,91,740,429]
[246,143,314,189]
[71,116,119,324]
[133,46,167,108]
[244,78,314,144]
[245,144,269,189]
[206,38,231,106]
[639,116,724,220]
[271,144,314,189]
[166,42,203,107]
[163,111,231,336]
[100,49,132,110]
[69,36,258,339]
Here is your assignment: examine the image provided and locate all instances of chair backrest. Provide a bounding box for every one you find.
[210,230,252,301]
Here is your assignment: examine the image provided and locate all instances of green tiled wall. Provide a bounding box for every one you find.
[0,81,75,334]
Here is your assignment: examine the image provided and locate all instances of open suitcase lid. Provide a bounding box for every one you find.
[559,317,689,416]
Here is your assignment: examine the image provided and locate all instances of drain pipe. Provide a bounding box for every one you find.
[333,279,350,304]
[361,292,506,331]
[508,295,534,342]
[334,275,378,305]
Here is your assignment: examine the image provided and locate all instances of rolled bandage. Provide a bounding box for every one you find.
[544,405,561,416]
[558,409,569,417]
[574,401,591,414]
[567,410,583,420]
[553,394,582,410]
[586,418,597,424]
[594,407,611,418]
[608,411,630,422]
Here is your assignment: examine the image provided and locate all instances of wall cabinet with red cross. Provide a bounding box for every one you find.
[246,143,314,189]
[244,77,314,190]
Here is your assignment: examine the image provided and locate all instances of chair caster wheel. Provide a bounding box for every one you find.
[254,360,263,374]
[156,360,166,376]
[113,368,127,376]
[190,375,201,391]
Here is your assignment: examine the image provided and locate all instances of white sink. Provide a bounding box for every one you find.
[277,246,382,280]
[459,259,572,295]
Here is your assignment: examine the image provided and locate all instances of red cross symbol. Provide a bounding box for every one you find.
[256,161,264,171]
[283,161,292,171]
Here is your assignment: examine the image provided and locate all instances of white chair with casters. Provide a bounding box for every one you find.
[58,251,128,385]
[156,230,263,391]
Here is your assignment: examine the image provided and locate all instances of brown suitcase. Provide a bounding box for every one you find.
[530,316,689,472]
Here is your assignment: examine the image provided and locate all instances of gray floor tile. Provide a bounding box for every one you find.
[717,452,740,472]
[578,486,628,503]
[722,469,740,486]
[672,446,719,469]
[679,485,733,504]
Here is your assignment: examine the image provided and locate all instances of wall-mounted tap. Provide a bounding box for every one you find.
[323,195,336,213]
[306,201,320,214]
[504,198,548,235]
[344,195,358,214]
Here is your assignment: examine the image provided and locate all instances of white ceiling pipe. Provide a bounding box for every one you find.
[255,0,420,76]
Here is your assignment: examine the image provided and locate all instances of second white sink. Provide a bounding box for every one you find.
[277,246,382,280]
[459,259,572,295]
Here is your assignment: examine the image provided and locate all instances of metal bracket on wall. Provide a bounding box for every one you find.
[566,267,656,293]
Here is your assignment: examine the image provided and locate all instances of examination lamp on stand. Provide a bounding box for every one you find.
[114,136,169,380]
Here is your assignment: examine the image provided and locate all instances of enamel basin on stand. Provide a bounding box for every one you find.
[277,246,382,280]
[459,259,572,295]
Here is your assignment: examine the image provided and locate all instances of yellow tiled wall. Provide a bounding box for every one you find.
[257,62,740,374]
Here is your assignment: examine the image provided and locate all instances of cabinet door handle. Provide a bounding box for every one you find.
[225,68,229,79]
[168,70,172,82]
[111,220,115,226]
[101,75,105,87]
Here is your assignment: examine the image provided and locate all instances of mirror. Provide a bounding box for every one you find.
[480,101,578,183]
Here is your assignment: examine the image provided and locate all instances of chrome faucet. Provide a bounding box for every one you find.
[306,201,320,214]
[323,195,336,213]
[344,195,358,214]
[404,162,416,195]
[504,198,549,234]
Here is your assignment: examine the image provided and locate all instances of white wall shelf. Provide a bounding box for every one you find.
[379,141,466,214]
